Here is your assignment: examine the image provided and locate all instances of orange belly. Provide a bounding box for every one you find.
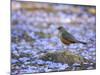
[60,36,75,45]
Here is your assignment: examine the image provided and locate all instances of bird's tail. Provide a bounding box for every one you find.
[78,41,87,45]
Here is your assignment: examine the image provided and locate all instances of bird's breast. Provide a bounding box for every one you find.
[60,36,73,45]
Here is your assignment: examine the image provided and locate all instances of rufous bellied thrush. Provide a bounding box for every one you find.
[58,26,86,45]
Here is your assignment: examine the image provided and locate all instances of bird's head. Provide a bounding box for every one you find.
[58,26,64,30]
[58,26,63,30]
[58,26,66,32]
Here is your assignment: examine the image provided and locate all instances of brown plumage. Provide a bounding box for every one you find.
[58,26,87,45]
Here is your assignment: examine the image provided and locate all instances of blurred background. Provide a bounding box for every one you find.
[11,1,96,74]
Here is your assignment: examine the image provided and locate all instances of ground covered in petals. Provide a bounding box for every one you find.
[11,1,96,75]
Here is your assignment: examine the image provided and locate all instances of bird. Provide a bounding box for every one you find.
[57,26,87,45]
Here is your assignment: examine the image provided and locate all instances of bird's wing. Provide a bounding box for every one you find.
[62,32,78,43]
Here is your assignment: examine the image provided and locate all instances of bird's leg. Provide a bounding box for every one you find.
[62,44,65,50]
[62,44,68,51]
